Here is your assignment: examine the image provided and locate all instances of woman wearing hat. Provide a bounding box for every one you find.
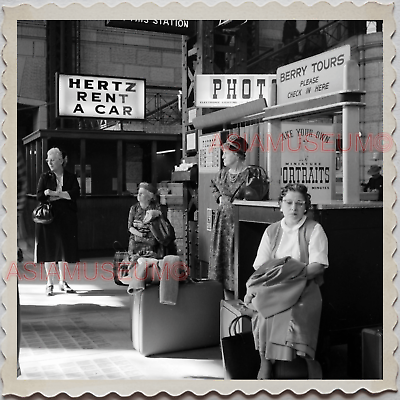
[127,182,174,262]
[363,165,383,201]
[208,135,269,298]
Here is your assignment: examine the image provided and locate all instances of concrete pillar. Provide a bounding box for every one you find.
[267,119,281,200]
[342,60,361,203]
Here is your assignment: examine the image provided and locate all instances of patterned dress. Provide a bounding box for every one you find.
[208,167,250,291]
[127,202,162,264]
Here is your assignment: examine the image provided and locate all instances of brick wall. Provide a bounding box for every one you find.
[17,22,47,102]
[80,21,182,87]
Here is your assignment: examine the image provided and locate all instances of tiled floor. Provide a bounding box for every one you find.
[18,256,224,380]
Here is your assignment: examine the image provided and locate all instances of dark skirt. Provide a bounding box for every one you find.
[34,199,79,263]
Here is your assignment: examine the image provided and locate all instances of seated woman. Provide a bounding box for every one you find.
[244,183,329,379]
[126,182,186,304]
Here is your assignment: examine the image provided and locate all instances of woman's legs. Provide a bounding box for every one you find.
[127,257,160,294]
[58,262,75,293]
[44,262,55,296]
[258,355,273,380]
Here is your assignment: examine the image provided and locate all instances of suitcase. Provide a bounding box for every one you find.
[130,280,223,356]
[362,326,383,379]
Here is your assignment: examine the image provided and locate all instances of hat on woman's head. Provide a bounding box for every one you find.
[368,165,381,175]
[138,182,157,195]
[223,135,248,155]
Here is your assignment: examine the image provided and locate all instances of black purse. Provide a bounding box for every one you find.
[221,315,260,380]
[32,203,53,224]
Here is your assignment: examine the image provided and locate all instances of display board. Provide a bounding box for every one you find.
[195,74,275,108]
[280,121,335,203]
[57,73,146,120]
[276,45,351,105]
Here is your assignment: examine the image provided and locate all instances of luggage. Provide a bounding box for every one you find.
[220,299,252,340]
[220,299,322,380]
[113,250,130,286]
[112,241,130,285]
[221,315,260,379]
[362,326,383,379]
[130,279,223,356]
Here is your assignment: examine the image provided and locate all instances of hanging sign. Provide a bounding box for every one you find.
[195,74,275,108]
[276,45,351,105]
[105,20,195,36]
[57,73,146,120]
[280,121,335,203]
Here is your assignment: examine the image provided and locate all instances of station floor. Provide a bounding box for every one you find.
[17,254,224,380]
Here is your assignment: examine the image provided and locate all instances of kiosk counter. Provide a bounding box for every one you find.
[233,199,383,378]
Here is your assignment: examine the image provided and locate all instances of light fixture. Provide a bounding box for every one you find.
[156,149,176,155]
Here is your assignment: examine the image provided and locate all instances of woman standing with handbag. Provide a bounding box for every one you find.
[35,148,80,296]
[208,135,269,299]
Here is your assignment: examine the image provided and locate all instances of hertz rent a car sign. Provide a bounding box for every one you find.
[57,74,146,120]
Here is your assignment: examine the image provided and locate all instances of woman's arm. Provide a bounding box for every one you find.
[307,224,329,280]
[37,174,48,203]
[306,262,325,280]
[46,172,80,201]
[252,227,272,269]
[63,172,80,201]
[128,206,136,232]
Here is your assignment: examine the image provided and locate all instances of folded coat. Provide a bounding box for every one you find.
[246,256,322,357]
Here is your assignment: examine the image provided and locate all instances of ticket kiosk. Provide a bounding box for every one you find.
[193,45,383,378]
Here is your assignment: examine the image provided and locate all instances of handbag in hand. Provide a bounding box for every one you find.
[32,203,54,224]
[221,315,260,380]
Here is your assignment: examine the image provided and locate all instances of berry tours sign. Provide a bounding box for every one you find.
[276,45,351,105]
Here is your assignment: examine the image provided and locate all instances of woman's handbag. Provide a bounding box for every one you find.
[150,216,176,247]
[240,165,269,201]
[231,166,269,202]
[220,315,260,380]
[32,203,53,224]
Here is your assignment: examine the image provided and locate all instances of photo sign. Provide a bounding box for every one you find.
[195,74,275,108]
[57,73,146,120]
[280,121,335,203]
[277,45,351,105]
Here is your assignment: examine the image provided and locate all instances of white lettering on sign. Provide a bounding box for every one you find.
[276,45,350,105]
[196,74,275,108]
[58,74,145,120]
[134,20,189,28]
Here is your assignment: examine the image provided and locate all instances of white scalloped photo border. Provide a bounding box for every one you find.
[1,1,396,397]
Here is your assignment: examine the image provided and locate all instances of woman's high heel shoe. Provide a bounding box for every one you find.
[59,281,75,293]
[46,284,54,296]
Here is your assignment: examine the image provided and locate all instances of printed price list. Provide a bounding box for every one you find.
[198,135,221,172]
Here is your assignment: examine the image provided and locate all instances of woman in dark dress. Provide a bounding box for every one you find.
[208,135,269,299]
[35,148,80,296]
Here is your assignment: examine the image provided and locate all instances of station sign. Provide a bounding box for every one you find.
[195,74,275,108]
[105,20,195,36]
[276,45,351,105]
[57,73,146,120]
[280,121,335,203]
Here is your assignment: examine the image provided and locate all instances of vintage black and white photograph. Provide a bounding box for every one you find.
[1,1,397,397]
